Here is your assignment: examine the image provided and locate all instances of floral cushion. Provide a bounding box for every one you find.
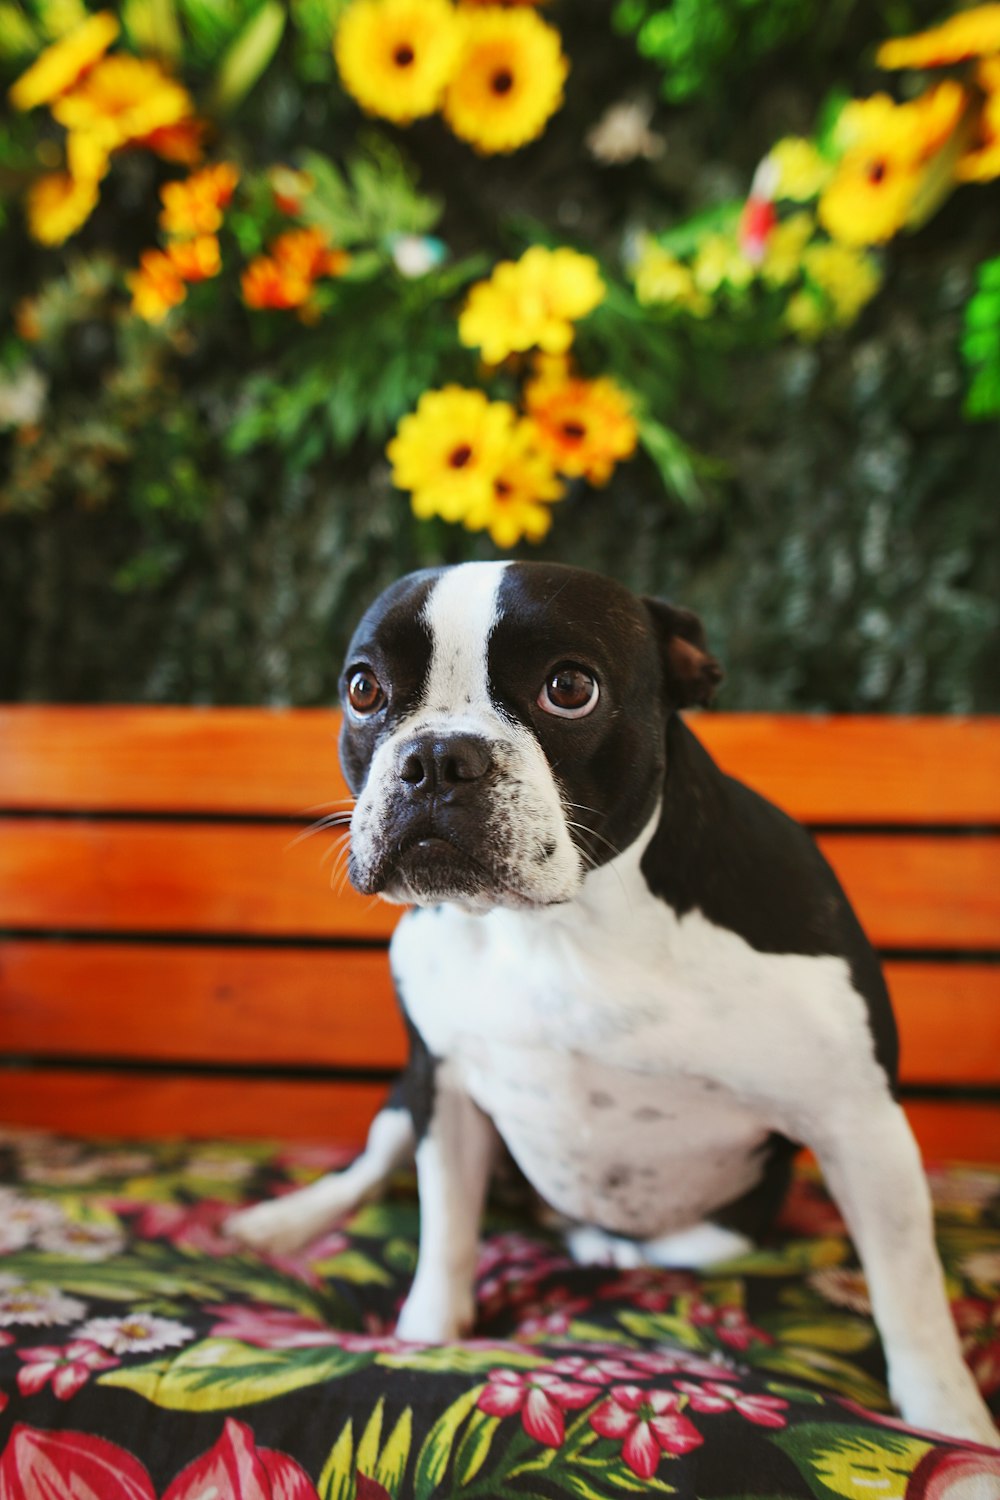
[0,1127,998,1499]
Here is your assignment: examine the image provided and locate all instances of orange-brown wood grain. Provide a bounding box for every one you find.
[887,963,1000,1085]
[3,706,1000,823]
[0,942,404,1067]
[903,1102,1000,1165]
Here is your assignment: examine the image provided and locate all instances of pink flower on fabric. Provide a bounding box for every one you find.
[478,1367,595,1446]
[546,1354,643,1385]
[117,1200,242,1256]
[16,1339,119,1400]
[162,1416,320,1500]
[674,1379,789,1428]
[515,1288,592,1338]
[210,1304,344,1349]
[590,1385,704,1478]
[597,1267,697,1310]
[0,1424,157,1500]
[686,1301,773,1350]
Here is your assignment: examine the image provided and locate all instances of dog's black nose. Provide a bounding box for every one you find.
[397,734,493,795]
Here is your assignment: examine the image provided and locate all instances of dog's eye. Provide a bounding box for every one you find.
[538,664,599,719]
[347,668,385,716]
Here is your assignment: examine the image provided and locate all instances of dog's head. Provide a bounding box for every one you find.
[339,561,721,910]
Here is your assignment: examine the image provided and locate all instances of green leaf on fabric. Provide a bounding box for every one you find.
[99,1338,369,1411]
[313,1249,393,1286]
[763,1313,875,1352]
[319,1416,354,1500]
[377,1345,545,1374]
[616,1310,710,1349]
[452,1408,499,1486]
[771,1422,933,1500]
[755,1347,891,1410]
[355,1397,385,1482]
[412,1384,485,1500]
[375,1407,413,1493]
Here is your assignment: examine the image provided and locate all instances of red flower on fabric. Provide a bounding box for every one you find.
[16,1339,119,1399]
[674,1379,789,1428]
[597,1268,697,1311]
[210,1303,345,1349]
[952,1298,1000,1398]
[0,1425,157,1500]
[590,1385,704,1478]
[478,1367,595,1446]
[162,1417,319,1499]
[515,1287,592,1337]
[686,1301,773,1350]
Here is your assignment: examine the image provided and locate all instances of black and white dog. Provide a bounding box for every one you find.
[231,560,996,1445]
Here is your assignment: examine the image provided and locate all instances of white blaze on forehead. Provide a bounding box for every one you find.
[420,561,511,713]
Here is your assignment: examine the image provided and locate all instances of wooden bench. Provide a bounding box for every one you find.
[1,707,998,1160]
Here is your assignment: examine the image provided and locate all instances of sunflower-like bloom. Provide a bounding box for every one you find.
[387,386,517,523]
[8,10,118,112]
[335,0,460,124]
[461,418,565,546]
[444,7,568,153]
[459,246,604,363]
[802,242,882,324]
[877,4,1000,70]
[127,249,187,323]
[524,370,637,486]
[166,234,222,282]
[818,81,968,245]
[159,163,241,239]
[52,55,195,171]
[25,170,99,245]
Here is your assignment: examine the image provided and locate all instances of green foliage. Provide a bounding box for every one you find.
[613,0,821,102]
[962,255,1000,420]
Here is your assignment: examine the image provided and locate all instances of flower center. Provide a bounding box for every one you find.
[494,479,512,501]
[448,444,473,468]
[491,68,515,95]
[393,44,415,67]
[867,158,887,184]
[561,421,587,441]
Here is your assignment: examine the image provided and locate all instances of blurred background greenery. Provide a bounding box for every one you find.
[1,0,997,711]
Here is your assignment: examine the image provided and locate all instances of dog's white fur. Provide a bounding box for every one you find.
[231,561,998,1447]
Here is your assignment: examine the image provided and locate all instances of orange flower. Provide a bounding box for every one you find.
[127,249,187,323]
[241,256,312,310]
[524,370,637,486]
[268,165,314,216]
[272,227,350,280]
[166,235,221,282]
[958,56,1000,180]
[877,5,1000,70]
[138,117,209,166]
[159,162,240,238]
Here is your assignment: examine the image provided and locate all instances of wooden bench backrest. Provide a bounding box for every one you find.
[1,708,998,1159]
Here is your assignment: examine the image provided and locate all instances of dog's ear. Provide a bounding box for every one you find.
[642,598,723,708]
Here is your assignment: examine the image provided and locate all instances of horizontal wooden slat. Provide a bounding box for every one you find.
[2,821,997,947]
[1,945,996,1085]
[3,707,999,824]
[0,819,397,938]
[888,963,1000,1085]
[0,942,405,1068]
[0,1070,384,1143]
[903,1101,1000,1164]
[817,835,1000,949]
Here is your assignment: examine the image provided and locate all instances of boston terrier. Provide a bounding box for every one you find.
[230,559,997,1446]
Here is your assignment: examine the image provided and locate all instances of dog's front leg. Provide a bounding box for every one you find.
[395,1078,499,1343]
[811,1094,997,1445]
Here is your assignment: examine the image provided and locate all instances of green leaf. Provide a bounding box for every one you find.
[412,1384,485,1500]
[771,1422,933,1500]
[319,1416,354,1500]
[121,0,182,60]
[355,1396,385,1481]
[99,1338,368,1411]
[616,1310,710,1349]
[452,1408,499,1487]
[210,0,286,111]
[377,1345,545,1375]
[315,1249,393,1285]
[754,1347,891,1411]
[763,1313,875,1353]
[375,1407,413,1493]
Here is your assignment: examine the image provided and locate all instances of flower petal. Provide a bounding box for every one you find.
[622,1419,661,1480]
[0,1424,157,1500]
[522,1388,565,1446]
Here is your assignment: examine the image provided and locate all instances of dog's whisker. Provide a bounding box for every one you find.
[303,797,356,814]
[288,812,353,850]
[320,832,351,871]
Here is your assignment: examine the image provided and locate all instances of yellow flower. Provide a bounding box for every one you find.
[159,163,240,239]
[760,211,815,287]
[877,4,1000,70]
[769,136,832,201]
[633,242,709,314]
[461,418,565,546]
[387,386,516,523]
[8,10,118,112]
[25,170,99,245]
[958,57,1000,180]
[127,249,187,323]
[459,246,604,363]
[166,235,222,282]
[803,242,882,324]
[818,82,967,245]
[524,371,637,486]
[692,233,754,294]
[443,7,567,154]
[335,0,460,124]
[52,55,195,159]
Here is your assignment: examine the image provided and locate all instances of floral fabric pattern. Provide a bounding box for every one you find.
[0,1128,998,1497]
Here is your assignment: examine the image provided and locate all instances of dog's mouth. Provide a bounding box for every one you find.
[352,821,514,908]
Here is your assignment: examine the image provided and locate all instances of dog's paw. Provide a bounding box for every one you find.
[225,1195,333,1256]
[893,1367,1000,1447]
[395,1283,475,1344]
